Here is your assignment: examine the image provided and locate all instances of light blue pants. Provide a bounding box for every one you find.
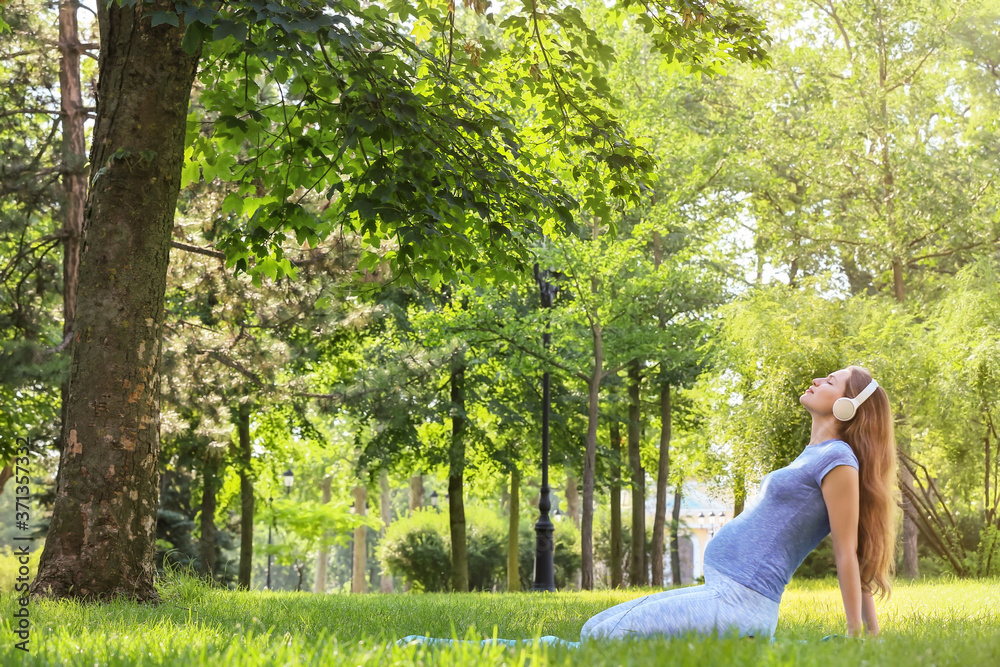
[579,564,780,641]
[395,564,780,649]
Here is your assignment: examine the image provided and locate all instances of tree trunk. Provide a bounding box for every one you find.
[507,465,520,592]
[566,470,580,529]
[352,485,367,593]
[610,421,623,589]
[198,448,220,580]
[29,0,200,602]
[627,360,646,587]
[651,382,670,587]
[236,402,254,590]
[0,465,13,495]
[900,466,920,578]
[733,472,746,518]
[314,475,331,594]
[379,469,393,593]
[59,0,85,338]
[449,351,469,592]
[409,474,424,511]
[55,0,87,489]
[581,330,603,590]
[670,485,683,586]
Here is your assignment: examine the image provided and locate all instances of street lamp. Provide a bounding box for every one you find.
[429,490,439,511]
[267,468,294,591]
[532,260,558,592]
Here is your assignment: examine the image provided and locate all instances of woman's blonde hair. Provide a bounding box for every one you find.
[837,365,900,600]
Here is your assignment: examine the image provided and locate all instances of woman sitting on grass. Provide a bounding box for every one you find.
[398,365,899,647]
[579,365,899,642]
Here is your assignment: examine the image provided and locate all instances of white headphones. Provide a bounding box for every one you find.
[832,378,879,421]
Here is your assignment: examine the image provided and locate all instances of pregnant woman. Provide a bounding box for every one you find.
[397,365,899,648]
[579,364,899,642]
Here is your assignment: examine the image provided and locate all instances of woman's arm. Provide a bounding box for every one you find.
[861,588,879,636]
[821,465,864,637]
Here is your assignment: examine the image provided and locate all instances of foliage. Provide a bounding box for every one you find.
[380,505,509,592]
[0,0,67,460]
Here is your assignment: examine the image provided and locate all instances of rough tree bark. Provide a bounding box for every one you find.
[651,382,670,587]
[627,360,646,587]
[236,402,254,590]
[449,351,469,592]
[609,421,623,589]
[30,0,200,601]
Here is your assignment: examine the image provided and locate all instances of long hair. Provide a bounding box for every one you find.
[837,365,900,600]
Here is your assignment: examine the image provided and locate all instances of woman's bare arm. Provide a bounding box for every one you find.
[821,465,864,637]
[861,589,879,636]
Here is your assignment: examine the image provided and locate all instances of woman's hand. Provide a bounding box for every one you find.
[862,589,880,637]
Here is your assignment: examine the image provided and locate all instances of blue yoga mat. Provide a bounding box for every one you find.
[395,633,859,648]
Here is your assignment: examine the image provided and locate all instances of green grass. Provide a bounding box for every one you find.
[1,568,998,665]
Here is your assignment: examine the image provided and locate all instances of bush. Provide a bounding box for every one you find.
[379,505,508,592]
[380,509,451,592]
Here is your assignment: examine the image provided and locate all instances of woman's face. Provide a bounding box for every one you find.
[800,368,852,416]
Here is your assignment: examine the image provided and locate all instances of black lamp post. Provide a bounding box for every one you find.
[532,261,557,592]
[429,490,439,511]
[266,468,294,590]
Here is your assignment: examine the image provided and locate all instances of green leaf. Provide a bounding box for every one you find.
[149,11,180,28]
[181,22,204,55]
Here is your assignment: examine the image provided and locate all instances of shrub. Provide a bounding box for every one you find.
[379,505,508,592]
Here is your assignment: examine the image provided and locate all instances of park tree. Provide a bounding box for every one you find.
[19,0,769,602]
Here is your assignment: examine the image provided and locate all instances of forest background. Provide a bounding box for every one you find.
[1,0,998,600]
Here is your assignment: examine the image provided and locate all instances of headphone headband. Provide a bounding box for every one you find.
[854,378,879,406]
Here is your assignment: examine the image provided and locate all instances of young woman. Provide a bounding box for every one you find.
[579,365,899,642]
[397,365,899,648]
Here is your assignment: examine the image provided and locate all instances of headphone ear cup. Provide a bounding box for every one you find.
[832,397,856,421]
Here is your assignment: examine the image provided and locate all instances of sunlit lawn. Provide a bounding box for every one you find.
[2,568,998,665]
